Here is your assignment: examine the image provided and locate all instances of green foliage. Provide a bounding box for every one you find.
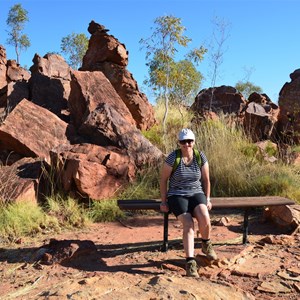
[169,60,203,106]
[192,117,258,196]
[6,3,31,64]
[235,80,263,100]
[45,195,90,228]
[0,201,58,242]
[89,200,124,222]
[140,15,206,132]
[119,166,161,200]
[240,143,259,159]
[192,117,300,202]
[61,32,89,69]
[252,164,300,200]
[264,141,278,157]
[144,101,194,152]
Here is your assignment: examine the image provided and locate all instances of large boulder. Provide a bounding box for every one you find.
[0,157,43,203]
[6,59,30,82]
[95,62,156,130]
[191,85,246,116]
[264,205,300,231]
[81,21,156,130]
[78,102,162,167]
[0,99,73,163]
[243,92,279,142]
[278,69,300,144]
[82,20,128,68]
[50,143,136,200]
[0,56,30,119]
[29,53,71,122]
[69,70,135,131]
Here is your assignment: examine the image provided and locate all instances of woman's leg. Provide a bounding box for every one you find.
[193,204,211,239]
[193,203,217,260]
[177,212,195,258]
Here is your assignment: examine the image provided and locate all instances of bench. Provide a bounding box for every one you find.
[117,196,295,251]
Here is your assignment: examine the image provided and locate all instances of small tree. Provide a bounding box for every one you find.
[140,15,206,133]
[61,33,89,69]
[6,3,31,65]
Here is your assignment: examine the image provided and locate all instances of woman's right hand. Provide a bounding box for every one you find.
[160,202,169,213]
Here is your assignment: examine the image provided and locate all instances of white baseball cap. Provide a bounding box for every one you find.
[178,128,195,141]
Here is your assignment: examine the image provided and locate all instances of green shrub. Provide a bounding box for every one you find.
[89,200,124,222]
[119,166,161,200]
[0,201,58,242]
[45,195,91,228]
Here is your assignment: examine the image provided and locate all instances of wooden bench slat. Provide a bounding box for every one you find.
[117,196,295,210]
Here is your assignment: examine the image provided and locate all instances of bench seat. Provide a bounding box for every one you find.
[117,196,295,251]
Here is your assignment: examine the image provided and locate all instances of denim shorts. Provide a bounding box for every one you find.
[167,193,207,217]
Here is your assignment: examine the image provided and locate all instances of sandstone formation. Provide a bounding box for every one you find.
[0,45,7,90]
[278,68,300,144]
[0,157,42,203]
[191,85,246,116]
[264,204,300,231]
[243,92,279,142]
[29,53,72,122]
[80,20,156,131]
[0,21,161,203]
[191,85,280,143]
[0,99,72,162]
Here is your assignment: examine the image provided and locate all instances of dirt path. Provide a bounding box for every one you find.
[0,211,299,299]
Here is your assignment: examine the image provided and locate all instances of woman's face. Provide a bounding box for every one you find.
[179,139,194,150]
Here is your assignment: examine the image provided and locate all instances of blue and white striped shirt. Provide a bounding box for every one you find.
[165,150,208,196]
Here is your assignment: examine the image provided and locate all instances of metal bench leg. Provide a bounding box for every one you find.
[162,213,169,252]
[243,208,250,244]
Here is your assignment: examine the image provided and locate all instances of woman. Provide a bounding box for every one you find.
[160,128,217,277]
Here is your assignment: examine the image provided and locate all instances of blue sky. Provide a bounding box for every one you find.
[0,0,299,104]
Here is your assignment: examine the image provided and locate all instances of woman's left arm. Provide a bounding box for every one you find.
[201,162,212,210]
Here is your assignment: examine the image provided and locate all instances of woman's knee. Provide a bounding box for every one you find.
[179,214,194,230]
[194,204,209,218]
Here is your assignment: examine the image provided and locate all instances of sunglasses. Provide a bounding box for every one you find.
[179,139,194,145]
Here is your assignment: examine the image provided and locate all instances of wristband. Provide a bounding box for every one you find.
[207,197,211,202]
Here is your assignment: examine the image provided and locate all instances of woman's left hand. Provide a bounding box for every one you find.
[207,201,212,211]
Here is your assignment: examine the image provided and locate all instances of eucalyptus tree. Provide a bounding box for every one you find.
[61,33,89,70]
[6,3,31,65]
[140,15,206,132]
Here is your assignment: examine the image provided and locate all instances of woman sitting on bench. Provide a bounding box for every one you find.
[160,128,217,277]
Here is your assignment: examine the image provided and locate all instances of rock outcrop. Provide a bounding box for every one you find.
[0,45,7,90]
[192,86,281,143]
[278,68,300,144]
[0,21,162,203]
[0,99,73,162]
[243,92,279,142]
[80,20,156,131]
[29,53,71,122]
[191,85,246,116]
